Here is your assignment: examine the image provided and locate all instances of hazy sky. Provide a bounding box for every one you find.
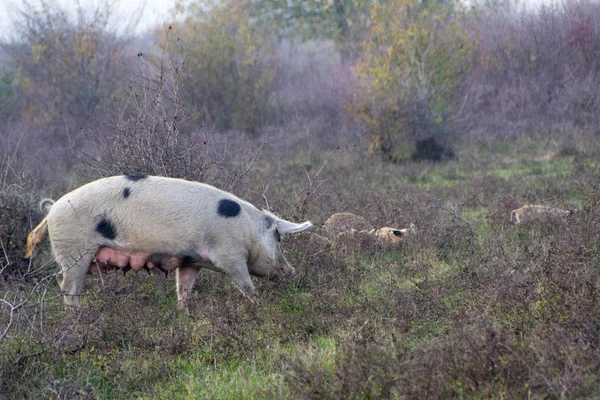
[0,0,178,39]
[0,0,551,41]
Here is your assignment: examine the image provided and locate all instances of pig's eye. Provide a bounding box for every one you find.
[275,229,281,242]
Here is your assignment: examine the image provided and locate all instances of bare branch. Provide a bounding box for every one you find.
[262,183,271,212]
[226,133,269,192]
[296,145,338,220]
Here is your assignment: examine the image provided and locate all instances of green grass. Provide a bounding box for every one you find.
[3,135,599,398]
[149,336,338,399]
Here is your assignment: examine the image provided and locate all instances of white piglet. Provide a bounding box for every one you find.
[26,175,313,309]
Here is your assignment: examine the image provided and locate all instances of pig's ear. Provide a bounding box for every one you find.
[274,219,313,234]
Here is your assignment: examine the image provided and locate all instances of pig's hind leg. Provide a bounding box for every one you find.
[54,245,97,307]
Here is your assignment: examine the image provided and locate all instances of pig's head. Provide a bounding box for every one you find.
[249,213,313,278]
[373,223,417,245]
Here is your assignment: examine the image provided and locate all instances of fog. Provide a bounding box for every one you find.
[1,1,600,397]
[0,0,177,40]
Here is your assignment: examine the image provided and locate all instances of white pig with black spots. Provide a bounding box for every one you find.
[26,175,313,310]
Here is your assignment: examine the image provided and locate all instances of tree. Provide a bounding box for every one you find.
[171,0,278,134]
[2,0,135,133]
[0,70,19,121]
[252,0,373,60]
[350,0,474,162]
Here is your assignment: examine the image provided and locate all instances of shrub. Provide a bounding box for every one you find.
[0,130,46,279]
[170,0,278,135]
[462,0,600,135]
[2,0,131,135]
[350,0,473,162]
[0,70,20,121]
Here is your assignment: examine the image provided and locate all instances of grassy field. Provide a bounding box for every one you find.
[1,133,600,399]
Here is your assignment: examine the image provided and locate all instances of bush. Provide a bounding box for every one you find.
[0,188,35,278]
[74,27,266,197]
[350,0,473,162]
[2,0,131,135]
[170,0,278,135]
[462,0,600,135]
[0,70,20,121]
[0,129,48,279]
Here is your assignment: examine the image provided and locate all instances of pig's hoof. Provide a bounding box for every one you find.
[177,304,190,316]
[245,293,261,306]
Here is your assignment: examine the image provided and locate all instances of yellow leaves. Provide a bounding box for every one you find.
[349,0,473,160]
[386,46,394,58]
[31,44,46,62]
[168,0,277,133]
[367,134,382,155]
[73,33,95,63]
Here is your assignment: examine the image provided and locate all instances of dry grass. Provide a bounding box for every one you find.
[5,133,599,398]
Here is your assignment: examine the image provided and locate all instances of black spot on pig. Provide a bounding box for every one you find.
[217,199,241,218]
[148,253,171,269]
[264,215,275,229]
[96,217,117,240]
[123,187,131,199]
[125,174,148,182]
[177,249,203,264]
